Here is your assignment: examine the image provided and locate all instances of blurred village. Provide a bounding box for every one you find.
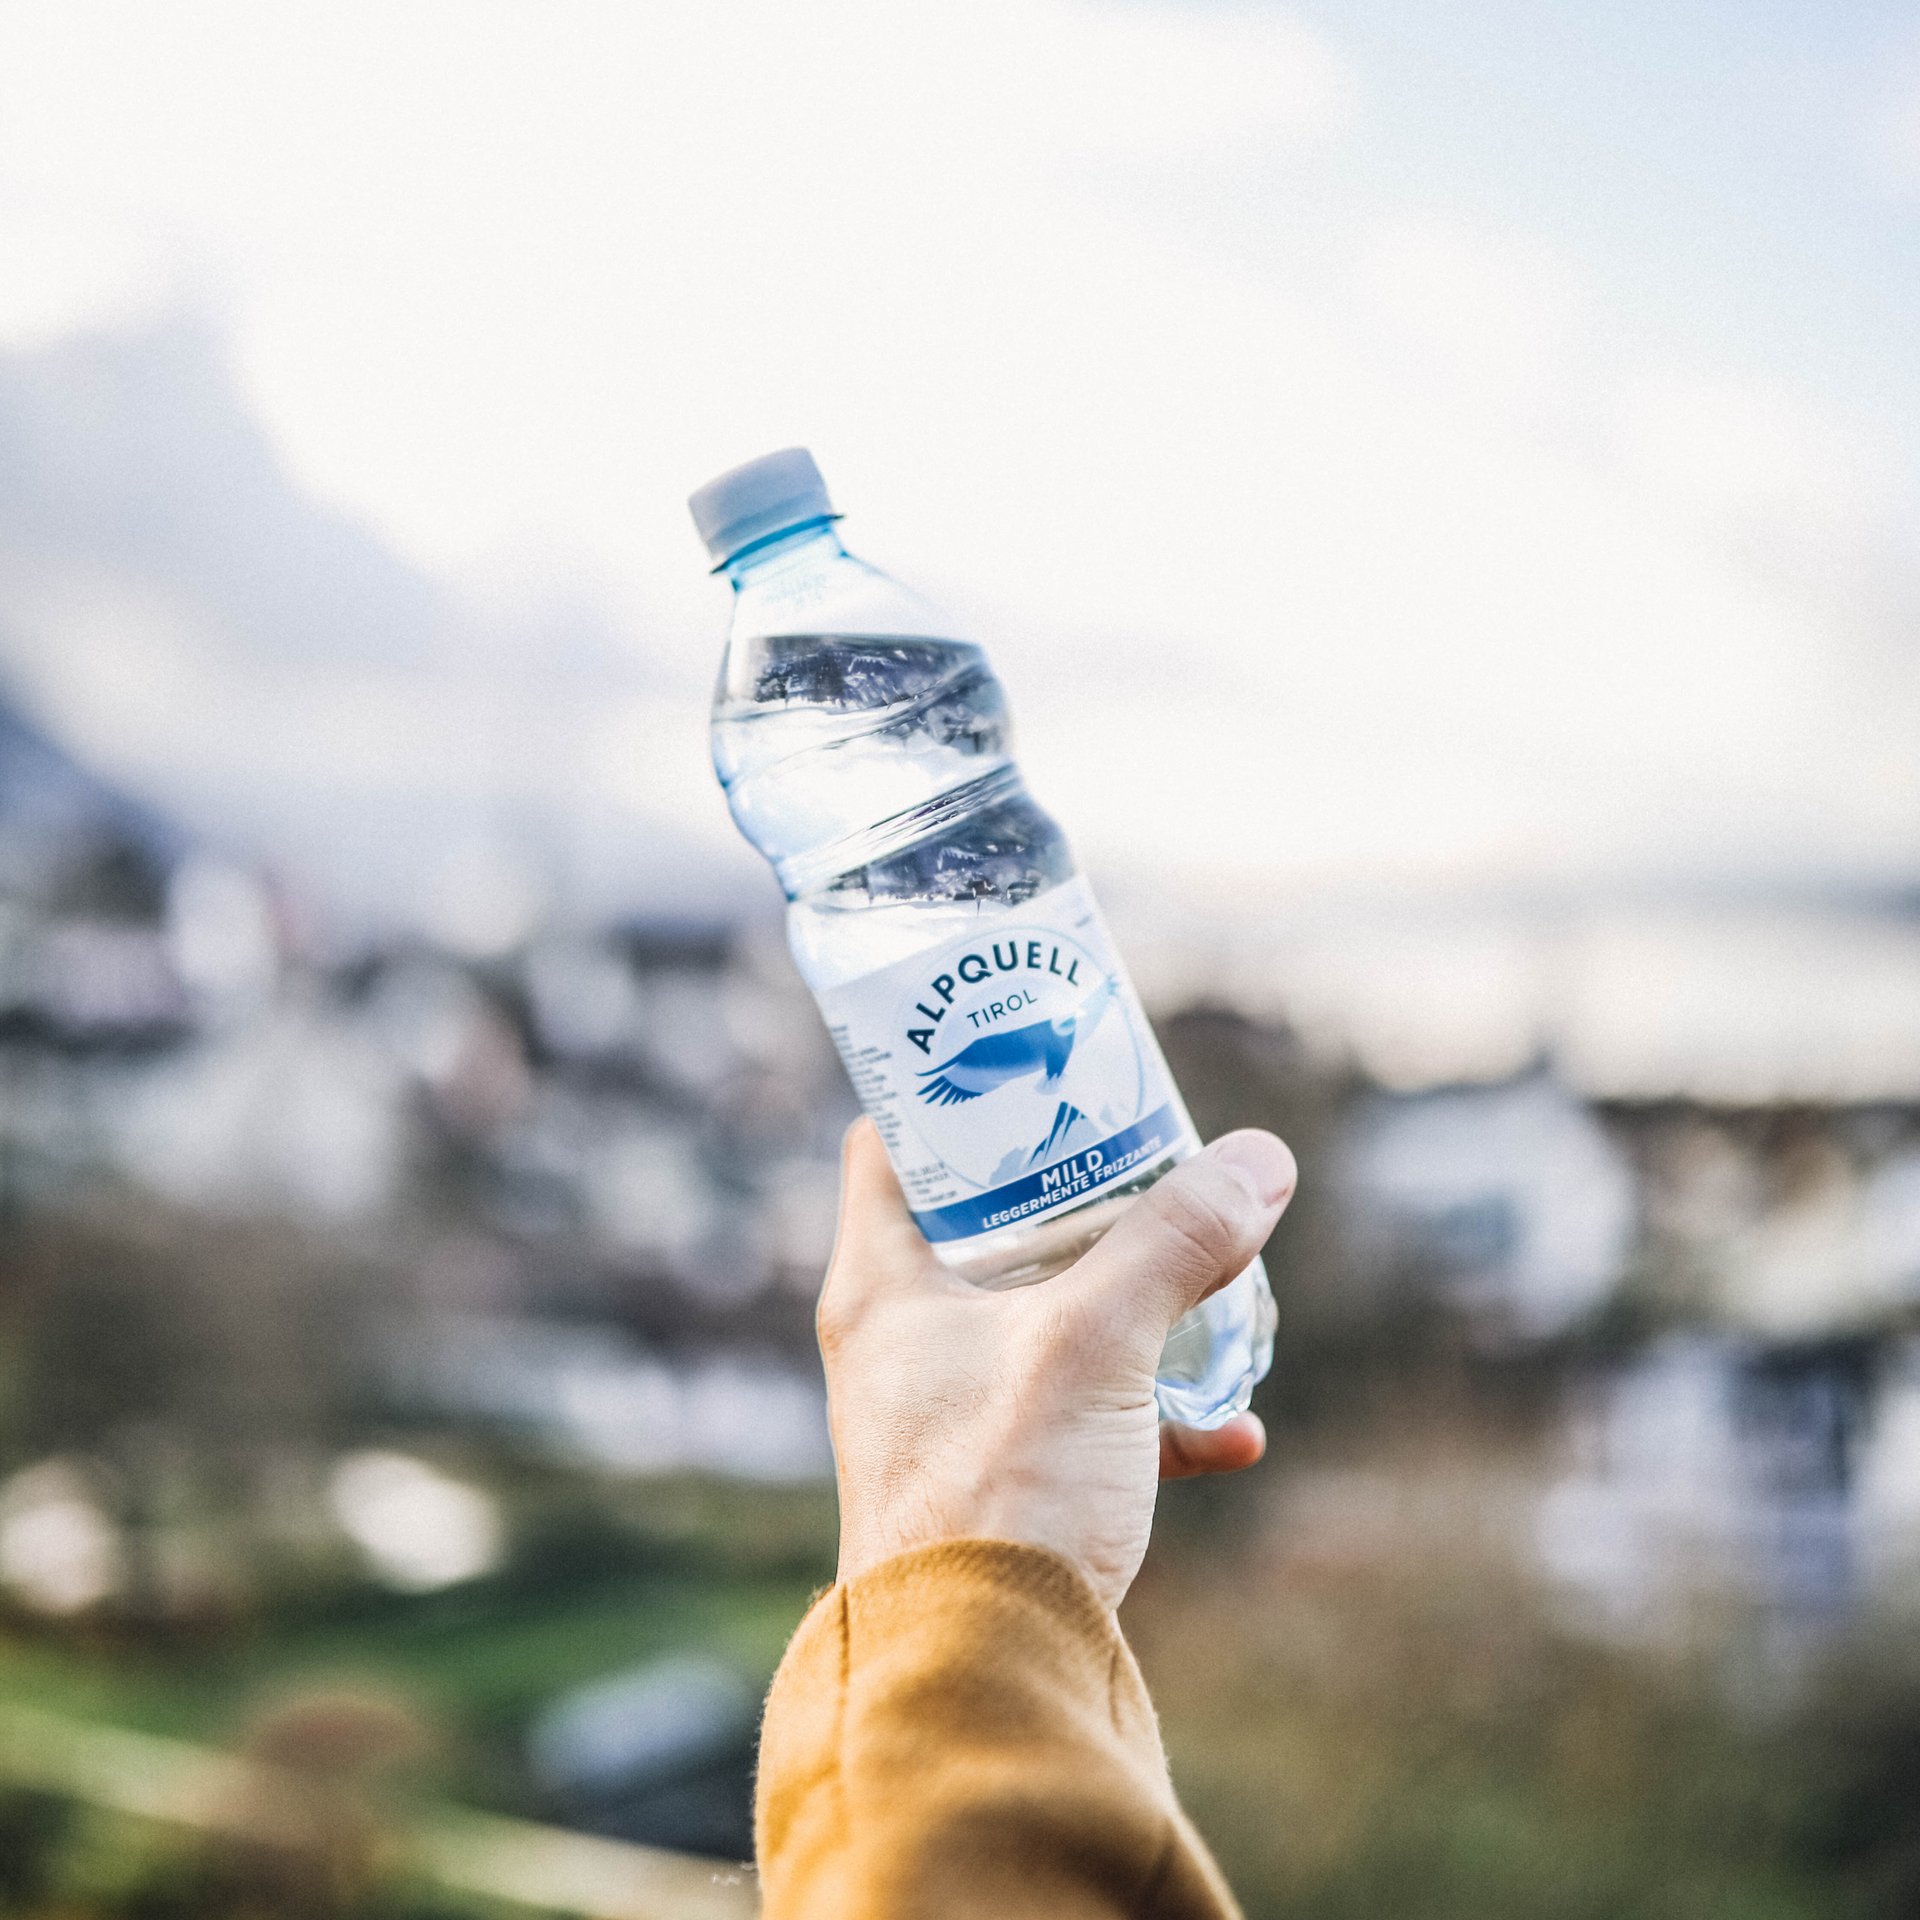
[7,662,1920,1918]
[2,0,1919,1907]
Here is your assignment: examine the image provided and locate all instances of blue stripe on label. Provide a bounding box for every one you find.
[912,1103,1183,1243]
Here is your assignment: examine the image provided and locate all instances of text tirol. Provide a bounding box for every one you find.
[906,939,1087,1055]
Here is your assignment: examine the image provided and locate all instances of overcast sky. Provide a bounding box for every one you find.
[0,0,1916,936]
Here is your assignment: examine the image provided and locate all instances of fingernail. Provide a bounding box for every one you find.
[1206,1131,1295,1209]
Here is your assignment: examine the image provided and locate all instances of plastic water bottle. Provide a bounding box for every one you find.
[689,448,1275,1427]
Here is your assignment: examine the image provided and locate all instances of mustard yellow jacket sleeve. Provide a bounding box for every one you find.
[754,1538,1241,1920]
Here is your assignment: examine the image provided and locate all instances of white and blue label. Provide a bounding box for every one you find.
[817,877,1197,1246]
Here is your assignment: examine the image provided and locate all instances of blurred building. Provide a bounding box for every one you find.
[10,680,1920,1674]
[0,683,843,1521]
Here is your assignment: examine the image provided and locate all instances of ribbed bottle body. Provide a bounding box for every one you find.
[708,528,1273,1426]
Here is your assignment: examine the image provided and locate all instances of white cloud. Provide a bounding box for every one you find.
[0,197,178,347]
[0,1,1912,915]
[1360,217,1587,406]
[1040,6,1359,155]
[1621,371,1893,534]
[0,1,1357,583]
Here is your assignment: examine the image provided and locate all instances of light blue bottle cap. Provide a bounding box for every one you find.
[687,446,838,567]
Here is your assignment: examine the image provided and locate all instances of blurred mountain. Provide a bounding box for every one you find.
[0,318,446,668]
[0,320,754,943]
[0,675,180,916]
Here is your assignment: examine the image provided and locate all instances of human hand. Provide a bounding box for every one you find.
[818,1121,1296,1611]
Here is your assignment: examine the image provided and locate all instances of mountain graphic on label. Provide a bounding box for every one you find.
[915,977,1119,1165]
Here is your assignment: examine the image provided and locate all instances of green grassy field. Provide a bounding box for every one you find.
[7,1458,1920,1919]
[0,1469,837,1820]
[0,1477,831,1917]
[1,1566,815,1751]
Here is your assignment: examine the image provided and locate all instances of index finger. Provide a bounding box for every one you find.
[822,1120,945,1298]
[1160,1413,1266,1480]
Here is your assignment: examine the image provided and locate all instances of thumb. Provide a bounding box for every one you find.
[1066,1131,1294,1329]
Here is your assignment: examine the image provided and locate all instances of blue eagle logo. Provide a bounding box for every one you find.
[915,977,1119,1166]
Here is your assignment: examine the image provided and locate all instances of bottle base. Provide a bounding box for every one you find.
[1151,1258,1278,1429]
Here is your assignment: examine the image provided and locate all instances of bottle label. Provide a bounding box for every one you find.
[815,877,1197,1245]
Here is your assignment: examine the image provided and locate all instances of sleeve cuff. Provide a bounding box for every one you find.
[755,1539,1210,1916]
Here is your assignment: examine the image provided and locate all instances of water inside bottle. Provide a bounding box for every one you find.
[712,634,1012,882]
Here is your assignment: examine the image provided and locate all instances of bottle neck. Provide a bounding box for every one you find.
[720,518,845,588]
[720,517,960,647]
